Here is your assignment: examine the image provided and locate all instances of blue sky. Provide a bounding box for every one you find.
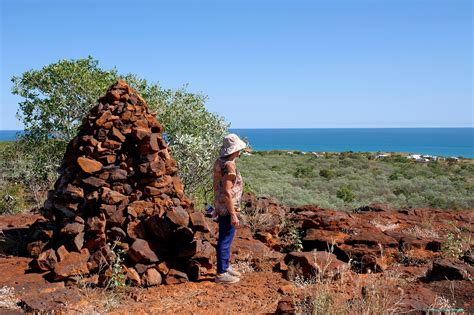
[0,0,472,129]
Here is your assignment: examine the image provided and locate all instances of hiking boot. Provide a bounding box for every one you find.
[227,265,241,278]
[215,272,240,284]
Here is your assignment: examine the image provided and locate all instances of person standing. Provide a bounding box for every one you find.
[213,134,247,284]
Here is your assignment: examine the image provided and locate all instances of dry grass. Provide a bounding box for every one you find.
[369,219,400,232]
[240,207,275,234]
[288,246,405,315]
[405,225,440,238]
[234,253,256,274]
[74,286,123,313]
[0,286,20,310]
[292,269,406,315]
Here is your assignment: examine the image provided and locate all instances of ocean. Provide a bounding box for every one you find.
[230,128,474,158]
[1,128,473,158]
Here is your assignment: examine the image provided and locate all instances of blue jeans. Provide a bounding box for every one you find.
[216,215,236,274]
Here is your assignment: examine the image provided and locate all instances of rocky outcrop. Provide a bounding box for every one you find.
[26,81,214,286]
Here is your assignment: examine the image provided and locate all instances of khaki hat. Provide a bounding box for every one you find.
[220,134,247,157]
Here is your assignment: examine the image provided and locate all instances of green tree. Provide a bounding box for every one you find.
[336,185,355,203]
[8,57,228,203]
[12,56,118,141]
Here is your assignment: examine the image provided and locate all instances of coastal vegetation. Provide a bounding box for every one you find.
[0,57,227,214]
[238,151,474,211]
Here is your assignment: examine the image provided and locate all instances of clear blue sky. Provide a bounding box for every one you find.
[0,0,472,129]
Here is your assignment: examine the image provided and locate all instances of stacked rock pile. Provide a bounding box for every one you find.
[26,80,214,286]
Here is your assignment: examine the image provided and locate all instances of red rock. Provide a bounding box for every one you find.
[86,214,106,233]
[71,232,85,252]
[284,251,347,280]
[96,111,112,126]
[142,268,162,287]
[26,240,46,257]
[166,206,189,226]
[84,233,106,251]
[164,269,188,284]
[149,175,172,188]
[100,204,125,226]
[36,249,58,271]
[53,248,90,280]
[275,297,296,315]
[101,188,127,204]
[109,127,126,142]
[77,157,103,173]
[60,222,84,235]
[102,139,121,150]
[156,261,170,275]
[189,212,210,232]
[172,181,185,197]
[132,127,151,141]
[56,245,69,262]
[127,200,154,217]
[426,258,474,281]
[63,184,84,199]
[97,155,116,164]
[278,284,297,295]
[125,267,141,286]
[108,168,128,181]
[127,220,147,239]
[303,229,349,247]
[128,239,159,264]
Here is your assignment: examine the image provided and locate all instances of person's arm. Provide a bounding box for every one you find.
[222,173,239,226]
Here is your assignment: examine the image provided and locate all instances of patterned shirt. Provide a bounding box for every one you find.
[213,158,243,216]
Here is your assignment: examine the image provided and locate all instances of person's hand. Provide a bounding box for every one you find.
[231,213,240,227]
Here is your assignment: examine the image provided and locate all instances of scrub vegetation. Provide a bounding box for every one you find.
[238,151,474,211]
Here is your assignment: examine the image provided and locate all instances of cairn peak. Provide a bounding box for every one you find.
[28,81,214,286]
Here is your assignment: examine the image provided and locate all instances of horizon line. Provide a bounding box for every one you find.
[1,126,473,131]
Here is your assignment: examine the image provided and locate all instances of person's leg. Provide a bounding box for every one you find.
[217,215,231,274]
[217,215,237,274]
[222,220,236,272]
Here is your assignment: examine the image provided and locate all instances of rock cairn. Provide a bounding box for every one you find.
[27,80,214,286]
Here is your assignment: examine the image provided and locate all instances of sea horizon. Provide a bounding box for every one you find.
[1,128,473,158]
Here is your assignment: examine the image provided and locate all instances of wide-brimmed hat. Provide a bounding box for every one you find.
[220,134,247,157]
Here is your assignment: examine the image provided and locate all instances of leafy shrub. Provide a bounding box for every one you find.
[336,185,355,203]
[294,165,314,178]
[0,183,28,215]
[319,168,335,179]
[8,56,228,205]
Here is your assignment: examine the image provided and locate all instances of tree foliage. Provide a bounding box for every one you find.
[8,56,228,202]
[12,56,118,141]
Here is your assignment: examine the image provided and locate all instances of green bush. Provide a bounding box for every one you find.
[336,185,356,203]
[0,183,28,214]
[319,168,335,179]
[8,56,228,205]
[238,153,474,210]
[294,165,314,178]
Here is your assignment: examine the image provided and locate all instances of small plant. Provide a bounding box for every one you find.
[336,185,355,203]
[281,220,303,252]
[294,165,314,178]
[442,224,471,259]
[319,168,335,180]
[105,245,127,289]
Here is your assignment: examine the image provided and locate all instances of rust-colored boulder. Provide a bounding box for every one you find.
[125,267,141,286]
[36,249,58,271]
[426,258,474,281]
[164,269,188,285]
[284,251,347,280]
[128,239,159,264]
[142,268,162,287]
[53,249,90,280]
[28,80,214,286]
[77,157,103,173]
